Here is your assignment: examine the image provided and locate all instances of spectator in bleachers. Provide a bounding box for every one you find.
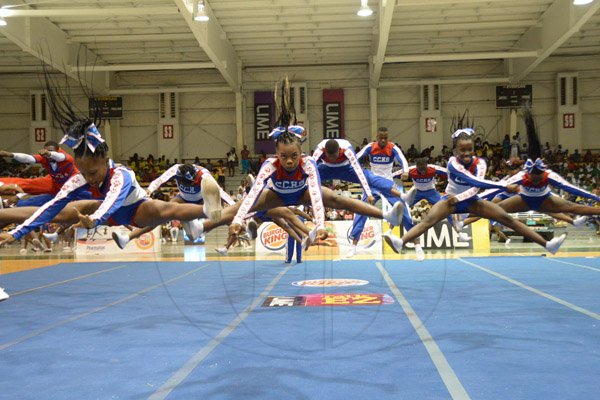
[237,178,248,196]
[406,144,419,160]
[543,142,553,158]
[510,135,520,158]
[227,148,237,177]
[240,145,250,174]
[502,134,511,159]
[216,160,226,189]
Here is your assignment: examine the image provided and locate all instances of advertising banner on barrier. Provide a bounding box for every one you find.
[382,219,490,254]
[255,220,382,257]
[74,226,161,256]
[334,220,382,257]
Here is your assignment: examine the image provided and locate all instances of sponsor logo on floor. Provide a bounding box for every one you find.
[262,293,394,307]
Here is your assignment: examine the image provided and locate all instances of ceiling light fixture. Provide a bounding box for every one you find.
[573,0,594,5]
[357,0,373,17]
[0,7,7,26]
[193,0,209,22]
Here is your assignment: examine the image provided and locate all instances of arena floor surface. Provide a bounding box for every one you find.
[1,243,599,399]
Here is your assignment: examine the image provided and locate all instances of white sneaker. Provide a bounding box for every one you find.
[383,202,404,226]
[247,174,255,187]
[0,287,9,302]
[215,246,228,256]
[43,247,52,253]
[32,238,45,251]
[201,178,223,221]
[43,232,59,243]
[63,246,72,252]
[545,233,567,255]
[573,216,587,228]
[347,245,357,258]
[19,248,26,255]
[112,231,130,250]
[383,233,404,254]
[457,232,471,242]
[302,226,318,251]
[401,187,417,206]
[184,219,204,241]
[504,238,511,247]
[414,244,425,261]
[247,218,258,240]
[453,220,464,232]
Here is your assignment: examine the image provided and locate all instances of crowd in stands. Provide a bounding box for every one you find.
[0,158,45,178]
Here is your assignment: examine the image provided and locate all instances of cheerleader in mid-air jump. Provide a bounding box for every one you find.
[384,128,567,256]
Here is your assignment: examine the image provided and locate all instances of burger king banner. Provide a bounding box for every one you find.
[256,222,289,255]
[255,220,382,257]
[335,220,382,257]
[74,226,161,256]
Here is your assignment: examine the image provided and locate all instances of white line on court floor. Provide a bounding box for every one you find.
[458,258,600,320]
[148,263,294,400]
[11,264,129,296]
[0,264,210,352]
[375,261,471,400]
[545,257,600,272]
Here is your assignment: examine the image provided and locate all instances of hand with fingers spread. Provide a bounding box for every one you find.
[3,195,19,207]
[0,183,24,195]
[70,207,96,229]
[272,218,303,243]
[228,223,242,243]
[38,148,51,158]
[506,184,519,193]
[0,232,16,247]
[446,195,458,206]
[316,228,328,240]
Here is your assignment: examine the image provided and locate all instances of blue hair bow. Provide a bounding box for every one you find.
[268,125,306,142]
[524,158,547,173]
[451,128,475,139]
[176,167,197,182]
[60,123,105,152]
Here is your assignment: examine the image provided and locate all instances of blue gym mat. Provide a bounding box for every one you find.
[0,256,598,399]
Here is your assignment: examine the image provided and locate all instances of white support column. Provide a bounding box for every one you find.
[510,109,518,136]
[556,73,580,151]
[109,120,122,162]
[370,0,396,88]
[157,92,182,162]
[419,85,443,154]
[235,91,244,156]
[29,91,51,153]
[369,87,378,140]
[102,120,114,160]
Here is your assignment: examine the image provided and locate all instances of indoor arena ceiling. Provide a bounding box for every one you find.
[1,0,600,91]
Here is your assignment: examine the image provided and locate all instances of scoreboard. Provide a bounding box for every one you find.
[89,97,123,119]
[495,85,532,109]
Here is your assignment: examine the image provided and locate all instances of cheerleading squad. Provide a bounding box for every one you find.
[1,80,600,306]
